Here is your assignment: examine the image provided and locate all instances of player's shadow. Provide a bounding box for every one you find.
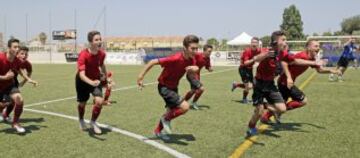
[261,122,326,138]
[86,127,112,141]
[148,133,196,145]
[0,117,47,135]
[196,105,211,110]
[0,124,47,135]
[231,100,252,105]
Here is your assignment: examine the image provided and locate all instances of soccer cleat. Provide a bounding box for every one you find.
[154,131,170,140]
[240,99,248,104]
[273,113,282,125]
[160,117,172,134]
[231,81,237,92]
[79,119,87,131]
[328,74,337,82]
[90,121,102,134]
[191,102,200,110]
[246,128,258,138]
[13,123,25,133]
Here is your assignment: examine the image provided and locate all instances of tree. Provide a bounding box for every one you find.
[206,38,219,49]
[322,31,332,36]
[260,36,271,47]
[218,39,228,50]
[280,5,304,40]
[39,32,47,45]
[341,15,360,35]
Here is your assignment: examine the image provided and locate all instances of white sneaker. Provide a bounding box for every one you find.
[191,102,200,110]
[154,131,170,140]
[13,124,25,133]
[79,119,87,131]
[328,74,337,82]
[90,121,102,134]
[160,117,172,134]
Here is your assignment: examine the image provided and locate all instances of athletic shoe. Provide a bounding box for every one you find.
[246,128,258,137]
[79,119,87,131]
[231,81,237,92]
[191,102,200,110]
[160,117,172,134]
[90,121,102,134]
[13,123,25,133]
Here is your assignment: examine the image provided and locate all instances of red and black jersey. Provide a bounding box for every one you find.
[0,52,22,91]
[278,51,320,85]
[158,52,196,89]
[77,49,106,80]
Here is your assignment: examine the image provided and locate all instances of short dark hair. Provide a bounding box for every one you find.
[270,30,286,46]
[306,39,318,47]
[8,38,20,48]
[20,46,29,52]
[87,30,101,43]
[203,44,213,51]
[251,37,260,42]
[183,35,199,47]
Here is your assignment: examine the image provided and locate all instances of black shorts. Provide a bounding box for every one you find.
[186,74,202,90]
[75,75,103,102]
[157,84,183,108]
[0,83,20,103]
[252,79,284,106]
[337,56,353,68]
[239,67,253,83]
[278,84,305,102]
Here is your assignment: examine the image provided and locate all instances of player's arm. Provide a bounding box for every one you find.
[250,51,273,63]
[79,71,99,87]
[137,59,160,89]
[291,58,322,67]
[281,61,294,88]
[100,64,107,82]
[316,67,341,75]
[0,70,14,80]
[18,68,38,87]
[205,60,213,72]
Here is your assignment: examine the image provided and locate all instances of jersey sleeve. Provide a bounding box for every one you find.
[77,52,86,72]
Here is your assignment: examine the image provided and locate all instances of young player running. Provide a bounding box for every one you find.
[137,35,199,140]
[231,37,262,103]
[76,31,107,134]
[183,44,213,110]
[261,39,341,122]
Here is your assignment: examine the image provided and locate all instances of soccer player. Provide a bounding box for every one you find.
[0,38,26,133]
[231,37,262,103]
[2,46,38,122]
[261,39,341,123]
[76,31,107,134]
[183,44,213,110]
[329,37,359,82]
[137,35,199,140]
[245,31,289,137]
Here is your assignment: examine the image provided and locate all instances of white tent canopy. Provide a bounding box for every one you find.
[227,32,253,45]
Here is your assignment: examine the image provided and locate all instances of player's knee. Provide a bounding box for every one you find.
[94,97,104,106]
[11,94,23,105]
[248,83,253,89]
[198,87,205,93]
[301,98,308,106]
[180,101,190,112]
[276,103,287,113]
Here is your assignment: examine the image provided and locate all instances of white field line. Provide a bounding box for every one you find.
[24,108,190,158]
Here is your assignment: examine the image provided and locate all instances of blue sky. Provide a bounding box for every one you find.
[0,0,359,43]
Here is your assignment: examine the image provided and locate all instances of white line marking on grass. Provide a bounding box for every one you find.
[24,108,191,158]
[25,67,236,108]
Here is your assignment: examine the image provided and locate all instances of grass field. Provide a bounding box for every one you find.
[0,64,359,158]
